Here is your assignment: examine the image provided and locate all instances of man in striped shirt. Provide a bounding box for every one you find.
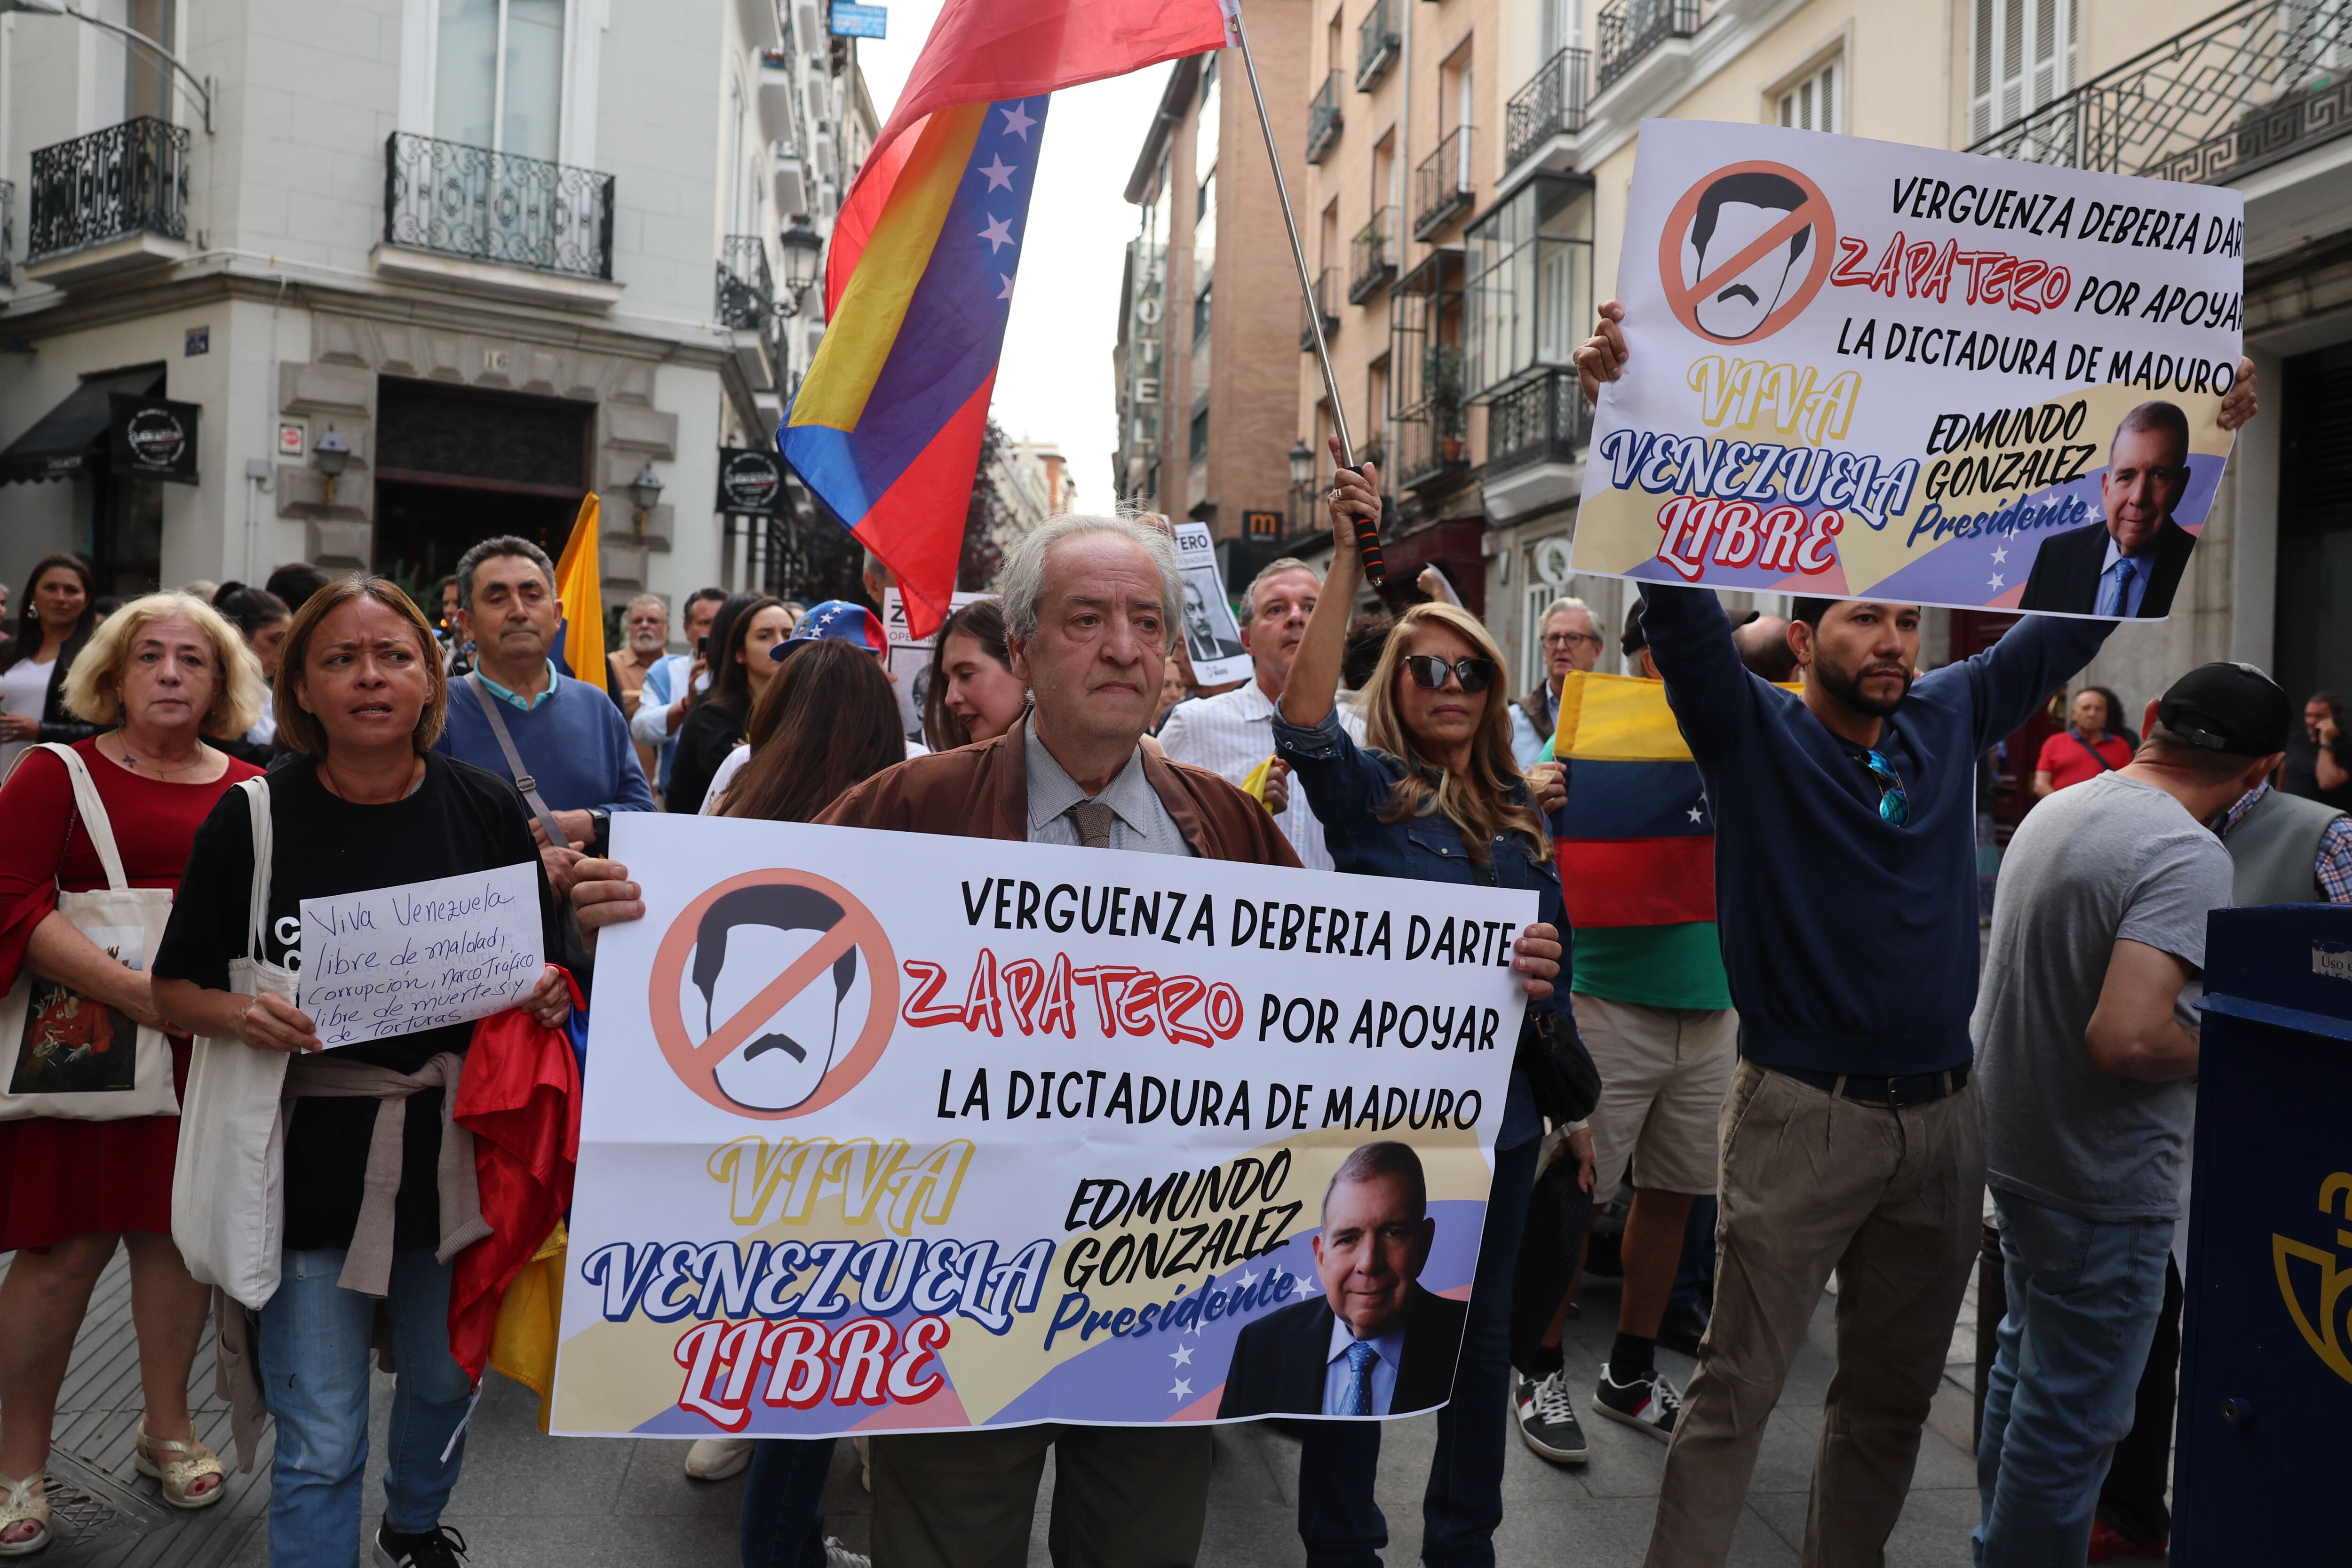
[1159,556,1365,872]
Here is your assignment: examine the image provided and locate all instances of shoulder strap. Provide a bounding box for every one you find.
[464,673,569,846]
[2071,732,2119,773]
[37,742,130,891]
[240,777,273,960]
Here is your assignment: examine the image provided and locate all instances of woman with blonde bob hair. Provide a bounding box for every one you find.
[0,593,273,1550]
[1269,445,1592,1568]
[154,578,567,1568]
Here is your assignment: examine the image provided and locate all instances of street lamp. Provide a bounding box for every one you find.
[776,217,823,316]
[313,428,350,507]
[629,462,665,533]
[1288,439,1313,488]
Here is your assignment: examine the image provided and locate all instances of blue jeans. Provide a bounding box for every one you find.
[1974,1189,2173,1568]
[1298,1134,1539,1568]
[739,1441,838,1568]
[258,1249,476,1568]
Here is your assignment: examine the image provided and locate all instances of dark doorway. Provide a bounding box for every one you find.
[2277,344,2352,709]
[1949,609,2062,842]
[372,377,593,601]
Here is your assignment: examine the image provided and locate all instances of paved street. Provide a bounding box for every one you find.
[26,1250,2022,1568]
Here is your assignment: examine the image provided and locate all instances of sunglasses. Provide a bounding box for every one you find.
[1404,654,1498,693]
[1860,748,1909,826]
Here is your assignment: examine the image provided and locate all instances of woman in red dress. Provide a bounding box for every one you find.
[0,593,267,1553]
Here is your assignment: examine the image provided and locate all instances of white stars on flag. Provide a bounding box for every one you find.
[978,154,1016,191]
[999,102,1037,140]
[998,274,1017,301]
[1687,804,1705,823]
[1170,1378,1193,1400]
[1988,573,2006,590]
[1990,545,2009,564]
[979,214,1014,253]
[1170,1344,1193,1367]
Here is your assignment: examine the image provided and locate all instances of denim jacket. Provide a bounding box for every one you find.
[1273,707,1569,1148]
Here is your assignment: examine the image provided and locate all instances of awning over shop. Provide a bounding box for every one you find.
[0,367,165,485]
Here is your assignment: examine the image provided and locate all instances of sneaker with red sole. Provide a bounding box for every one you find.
[2086,1520,2167,1562]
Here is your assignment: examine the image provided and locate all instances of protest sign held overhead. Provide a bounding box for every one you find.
[550,813,1530,1438]
[1574,119,2244,620]
[1172,521,1252,688]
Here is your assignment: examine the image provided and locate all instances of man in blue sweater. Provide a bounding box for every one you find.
[436,535,653,895]
[1574,302,2258,1567]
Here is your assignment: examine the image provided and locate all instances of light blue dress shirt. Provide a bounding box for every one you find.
[2096,535,2153,618]
[1320,1312,1406,1416]
[1023,722,1195,857]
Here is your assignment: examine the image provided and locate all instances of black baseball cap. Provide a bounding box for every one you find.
[2156,662,2291,756]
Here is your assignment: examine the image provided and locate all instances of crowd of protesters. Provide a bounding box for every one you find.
[0,302,2342,1568]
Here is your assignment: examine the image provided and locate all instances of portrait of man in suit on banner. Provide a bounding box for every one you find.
[2021,399,2201,619]
[1218,1141,1469,1418]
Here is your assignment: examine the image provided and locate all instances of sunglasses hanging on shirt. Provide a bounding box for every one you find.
[1404,655,1499,694]
[1859,748,1910,826]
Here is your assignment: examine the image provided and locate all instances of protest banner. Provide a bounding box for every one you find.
[550,814,1531,1437]
[297,862,543,1047]
[1173,520,1254,685]
[1573,119,2244,620]
[880,588,986,744]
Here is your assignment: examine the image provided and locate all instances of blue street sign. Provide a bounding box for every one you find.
[829,3,885,38]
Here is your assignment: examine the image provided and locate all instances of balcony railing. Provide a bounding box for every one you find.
[1414,126,1476,239]
[1300,267,1341,351]
[716,234,774,328]
[1350,206,1399,302]
[1393,411,1469,492]
[382,130,615,280]
[1307,72,1344,164]
[1486,369,1591,478]
[0,181,13,288]
[1358,0,1401,91]
[1968,0,2352,185]
[1595,0,1702,96]
[1506,48,1589,170]
[25,117,189,263]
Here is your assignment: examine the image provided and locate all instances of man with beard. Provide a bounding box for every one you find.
[1159,557,1361,870]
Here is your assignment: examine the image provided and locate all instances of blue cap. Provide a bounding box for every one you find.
[771,599,887,660]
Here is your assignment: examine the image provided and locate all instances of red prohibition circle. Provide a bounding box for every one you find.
[1658,160,1838,346]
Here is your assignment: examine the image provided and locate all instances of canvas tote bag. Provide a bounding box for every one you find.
[171,776,300,1310]
[0,743,180,1120]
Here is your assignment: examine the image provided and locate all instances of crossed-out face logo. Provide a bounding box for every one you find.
[1661,161,1836,345]
[650,868,900,1117]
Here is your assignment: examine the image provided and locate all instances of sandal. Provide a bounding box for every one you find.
[0,1471,49,1557]
[133,1425,226,1510]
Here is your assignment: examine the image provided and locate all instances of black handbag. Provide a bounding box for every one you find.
[1515,1004,1601,1125]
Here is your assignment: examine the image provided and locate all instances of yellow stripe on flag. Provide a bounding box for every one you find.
[555,493,603,683]
[1554,671,1694,762]
[791,103,990,433]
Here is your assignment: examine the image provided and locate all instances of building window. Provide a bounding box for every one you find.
[435,0,567,159]
[1190,406,1210,464]
[1777,57,1839,133]
[125,0,176,120]
[1464,175,1594,399]
[1194,281,1213,342]
[1971,0,2077,142]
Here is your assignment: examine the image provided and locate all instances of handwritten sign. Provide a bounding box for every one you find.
[299,862,543,1046]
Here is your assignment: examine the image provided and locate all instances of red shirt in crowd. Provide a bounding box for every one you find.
[2034,729,2133,794]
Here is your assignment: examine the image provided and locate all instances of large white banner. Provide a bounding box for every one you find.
[552,814,1531,1437]
[1574,120,2243,619]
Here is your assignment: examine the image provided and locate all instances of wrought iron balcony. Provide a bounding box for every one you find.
[1506,48,1589,171]
[382,130,615,280]
[1357,0,1401,92]
[1307,72,1344,165]
[1300,267,1340,351]
[1967,0,2352,185]
[1393,411,1470,493]
[25,118,189,263]
[1595,0,1702,96]
[1350,206,1398,302]
[1486,369,1591,478]
[716,234,775,328]
[0,181,13,288]
[1414,126,1476,239]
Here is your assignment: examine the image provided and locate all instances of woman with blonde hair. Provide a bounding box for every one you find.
[153,577,569,1568]
[0,593,270,1552]
[1270,448,1589,1568]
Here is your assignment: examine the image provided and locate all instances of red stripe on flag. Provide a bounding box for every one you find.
[1558,837,1716,929]
[850,373,997,639]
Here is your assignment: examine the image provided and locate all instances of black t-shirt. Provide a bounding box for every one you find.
[156,753,563,1253]
[667,699,746,816]
[2282,727,2352,812]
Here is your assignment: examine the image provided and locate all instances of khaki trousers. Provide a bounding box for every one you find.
[870,1425,1213,1568]
[1645,1061,1983,1568]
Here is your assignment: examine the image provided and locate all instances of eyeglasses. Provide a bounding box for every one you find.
[1860,749,1909,826]
[1404,654,1498,693]
[1542,631,1602,649]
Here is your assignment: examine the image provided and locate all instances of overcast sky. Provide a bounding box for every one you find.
[853,5,1171,509]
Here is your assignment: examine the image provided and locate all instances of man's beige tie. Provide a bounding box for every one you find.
[1069,800,1116,849]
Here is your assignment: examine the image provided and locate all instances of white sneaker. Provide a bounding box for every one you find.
[822,1540,870,1568]
[683,1437,755,1480]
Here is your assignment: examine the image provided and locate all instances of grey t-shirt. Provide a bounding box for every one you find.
[1974,772,2233,1222]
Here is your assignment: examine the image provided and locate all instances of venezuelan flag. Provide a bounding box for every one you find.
[550,493,603,682]
[1552,672,1716,930]
[779,0,1232,639]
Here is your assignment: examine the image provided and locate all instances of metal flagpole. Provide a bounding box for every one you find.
[1227,0,1387,583]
